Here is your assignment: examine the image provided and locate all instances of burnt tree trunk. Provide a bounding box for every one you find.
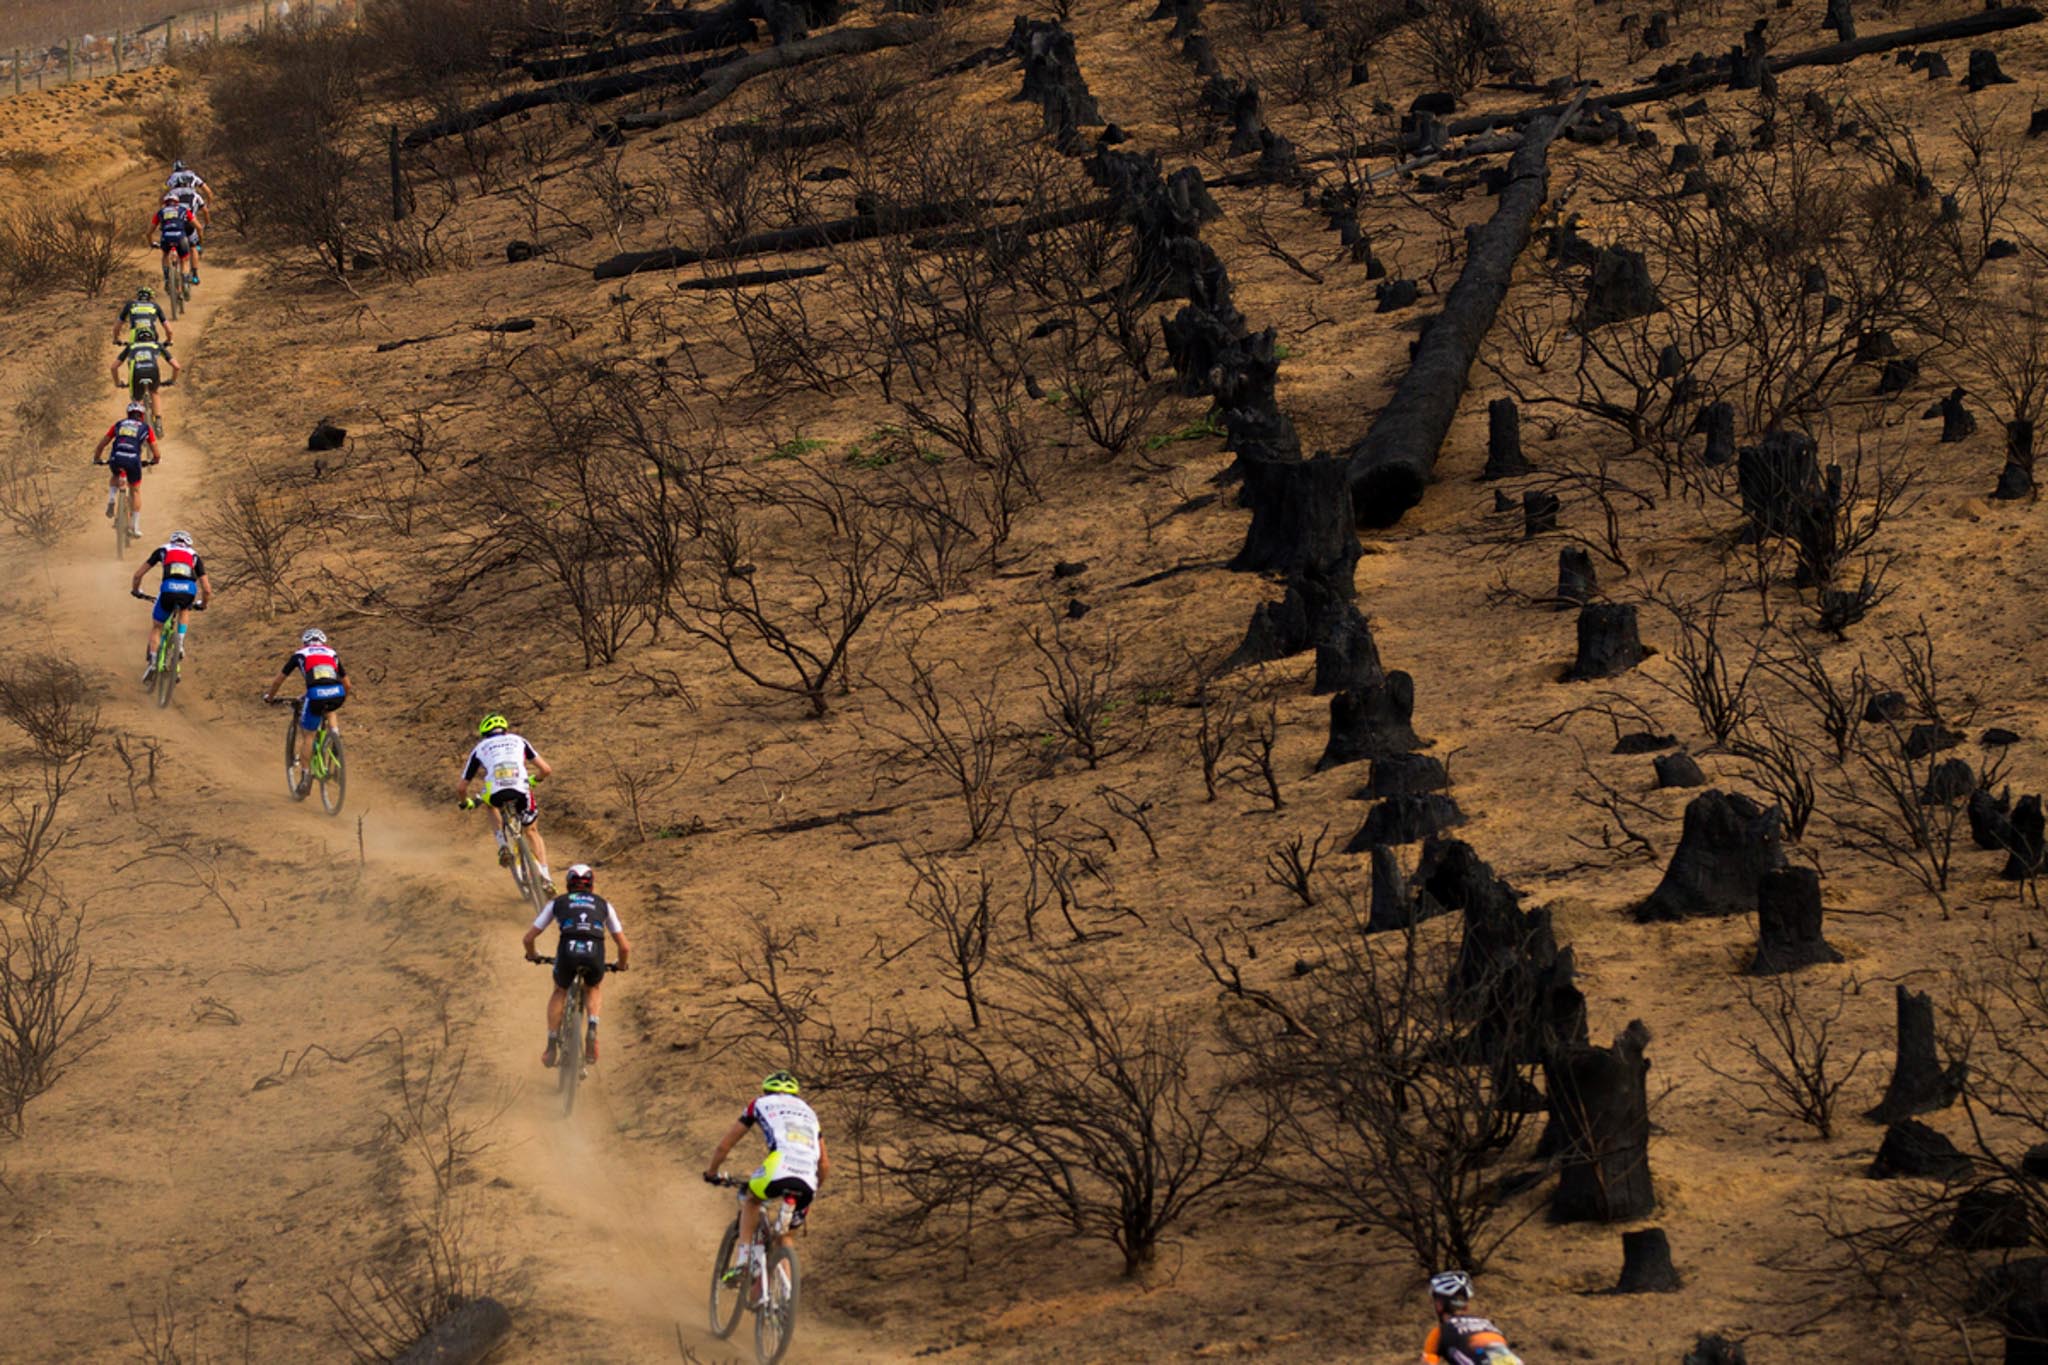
[613,19,934,131]
[1865,984,1964,1123]
[1482,397,1531,478]
[1637,790,1786,921]
[1749,865,1844,974]
[1317,671,1422,770]
[1556,547,1596,608]
[1346,101,1585,527]
[1995,418,2036,499]
[1312,604,1383,694]
[1548,1020,1657,1222]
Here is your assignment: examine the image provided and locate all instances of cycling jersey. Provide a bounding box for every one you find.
[1422,1315,1515,1365]
[118,299,165,341]
[153,207,194,244]
[738,1094,823,1192]
[167,169,201,192]
[105,417,154,463]
[531,891,623,944]
[119,339,169,379]
[465,733,541,799]
[144,542,204,599]
[281,645,347,705]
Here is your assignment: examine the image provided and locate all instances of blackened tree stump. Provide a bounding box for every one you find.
[1566,603,1646,680]
[1615,1226,1682,1292]
[1346,793,1466,848]
[1994,418,2035,499]
[1683,1335,1749,1365]
[1865,984,1964,1123]
[1524,489,1561,537]
[1311,605,1383,695]
[1927,386,1976,442]
[1699,401,1737,466]
[2001,794,2046,880]
[1579,247,1662,328]
[1317,671,1422,770]
[1636,790,1785,921]
[1483,397,1531,478]
[1556,547,1596,608]
[1654,751,1706,788]
[1737,430,1820,538]
[1361,751,1450,797]
[1868,1119,1973,1179]
[1547,1020,1657,1222]
[1749,865,1844,974]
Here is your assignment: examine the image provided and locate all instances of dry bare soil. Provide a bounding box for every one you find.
[5,1,2048,1362]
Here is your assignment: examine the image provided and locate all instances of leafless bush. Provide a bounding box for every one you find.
[202,477,321,617]
[0,443,69,547]
[0,194,120,300]
[1645,577,1760,749]
[138,101,190,164]
[1399,0,1535,95]
[1198,913,1545,1272]
[0,658,101,767]
[709,912,841,1081]
[1009,798,1126,943]
[1731,705,1821,842]
[1763,635,1869,763]
[609,751,695,846]
[846,952,1271,1276]
[1701,974,1867,1139]
[1263,824,1332,907]
[384,1037,510,1198]
[1225,701,1285,810]
[1028,611,1129,770]
[674,464,910,715]
[1189,674,1246,802]
[902,854,998,1027]
[0,895,118,1138]
[870,644,1014,847]
[130,1288,251,1364]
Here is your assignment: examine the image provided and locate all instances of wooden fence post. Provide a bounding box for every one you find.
[11,51,19,97]
[214,10,222,43]
[116,31,124,74]
[64,38,73,83]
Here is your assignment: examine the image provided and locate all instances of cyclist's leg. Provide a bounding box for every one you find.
[127,458,143,524]
[525,799,550,872]
[144,594,172,672]
[296,695,325,771]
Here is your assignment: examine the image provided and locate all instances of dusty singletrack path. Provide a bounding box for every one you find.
[9,260,892,1363]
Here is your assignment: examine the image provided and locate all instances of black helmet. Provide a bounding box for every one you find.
[566,863,594,892]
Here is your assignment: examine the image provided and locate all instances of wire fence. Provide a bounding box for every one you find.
[0,0,360,99]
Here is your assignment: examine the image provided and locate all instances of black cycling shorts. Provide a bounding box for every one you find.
[759,1177,814,1220]
[553,939,605,990]
[489,786,538,825]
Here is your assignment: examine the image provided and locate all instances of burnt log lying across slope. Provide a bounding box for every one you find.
[613,19,934,132]
[1346,101,1583,528]
[403,49,745,146]
[1445,6,2043,139]
[519,13,758,80]
[592,197,969,279]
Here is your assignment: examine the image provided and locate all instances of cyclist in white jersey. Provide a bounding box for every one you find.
[455,712,555,893]
[705,1072,830,1286]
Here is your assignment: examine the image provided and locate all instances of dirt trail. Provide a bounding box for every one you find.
[11,260,894,1362]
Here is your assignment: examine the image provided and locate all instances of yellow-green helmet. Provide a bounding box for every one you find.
[477,713,509,737]
[762,1070,800,1095]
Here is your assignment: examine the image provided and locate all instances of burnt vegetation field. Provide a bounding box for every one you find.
[14,0,2048,1358]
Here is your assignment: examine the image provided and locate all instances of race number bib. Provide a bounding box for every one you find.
[311,664,338,681]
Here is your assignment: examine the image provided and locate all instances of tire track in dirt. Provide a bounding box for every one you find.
[11,256,891,1363]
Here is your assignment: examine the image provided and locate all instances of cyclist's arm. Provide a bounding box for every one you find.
[131,547,162,594]
[456,751,485,801]
[110,353,127,383]
[143,430,160,460]
[1420,1326,1443,1365]
[195,569,212,609]
[607,907,631,969]
[705,1116,751,1179]
[529,745,553,782]
[817,1135,829,1186]
[522,907,550,959]
[92,427,115,459]
[259,668,294,703]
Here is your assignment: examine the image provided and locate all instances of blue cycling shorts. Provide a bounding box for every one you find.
[300,684,346,730]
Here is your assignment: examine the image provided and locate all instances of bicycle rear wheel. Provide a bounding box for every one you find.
[285,700,311,801]
[754,1243,800,1365]
[709,1220,745,1339]
[318,730,346,816]
[163,260,183,320]
[153,626,178,709]
[558,992,584,1118]
[113,482,131,558]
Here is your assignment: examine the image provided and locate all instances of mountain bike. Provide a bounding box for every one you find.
[159,249,189,320]
[130,590,201,708]
[273,697,346,815]
[465,792,550,913]
[96,455,156,558]
[124,371,166,436]
[706,1173,803,1365]
[530,954,623,1118]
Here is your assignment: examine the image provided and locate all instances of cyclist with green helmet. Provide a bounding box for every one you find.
[456,713,555,894]
[704,1072,829,1286]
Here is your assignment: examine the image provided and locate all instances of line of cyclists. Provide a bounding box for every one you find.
[99,163,1520,1361]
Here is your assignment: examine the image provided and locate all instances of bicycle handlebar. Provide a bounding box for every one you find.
[528,955,626,970]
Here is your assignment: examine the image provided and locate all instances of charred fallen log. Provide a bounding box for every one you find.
[614,19,932,132]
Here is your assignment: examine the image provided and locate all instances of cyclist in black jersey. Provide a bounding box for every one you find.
[522,864,632,1068]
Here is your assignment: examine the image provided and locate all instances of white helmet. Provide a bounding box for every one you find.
[1429,1270,1473,1309]
[301,628,328,646]
[169,530,193,547]
[126,401,147,418]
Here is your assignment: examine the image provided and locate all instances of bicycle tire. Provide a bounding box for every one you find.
[319,731,346,816]
[709,1220,745,1339]
[506,824,532,901]
[519,836,549,914]
[285,700,311,801]
[113,482,131,558]
[163,261,183,320]
[754,1243,800,1365]
[559,991,584,1118]
[154,626,178,709]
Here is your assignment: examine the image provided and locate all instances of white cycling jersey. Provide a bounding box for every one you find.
[167,169,204,193]
[742,1094,823,1189]
[464,733,540,798]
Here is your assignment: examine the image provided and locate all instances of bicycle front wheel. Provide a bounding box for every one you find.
[113,483,131,558]
[754,1243,800,1365]
[708,1220,745,1339]
[518,836,548,914]
[319,731,346,816]
[284,701,310,801]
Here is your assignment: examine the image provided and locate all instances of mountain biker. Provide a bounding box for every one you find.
[112,332,180,428]
[457,714,555,894]
[521,863,632,1068]
[261,629,351,794]
[91,402,160,535]
[166,160,210,204]
[129,530,211,683]
[114,285,171,347]
[1421,1271,1522,1365]
[150,194,198,287]
[705,1072,829,1290]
